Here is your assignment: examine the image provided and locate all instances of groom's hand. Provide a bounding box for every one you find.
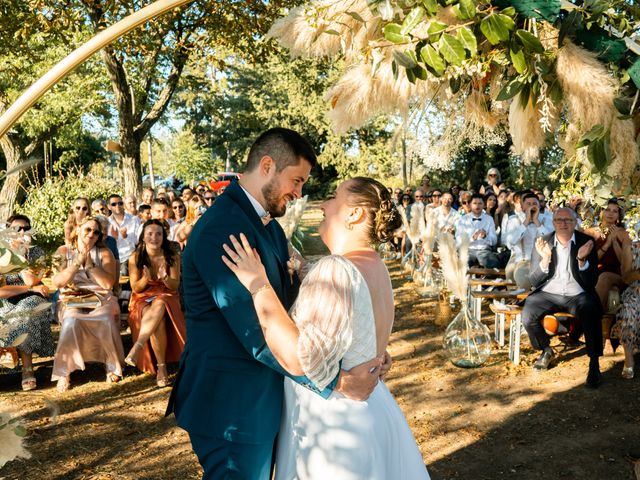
[336,356,382,401]
[379,350,392,378]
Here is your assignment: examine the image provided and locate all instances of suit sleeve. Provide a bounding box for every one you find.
[194,218,338,398]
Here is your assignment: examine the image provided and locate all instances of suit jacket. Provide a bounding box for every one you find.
[166,180,336,444]
[529,230,599,295]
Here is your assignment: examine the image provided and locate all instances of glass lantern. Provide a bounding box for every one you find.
[443,303,492,368]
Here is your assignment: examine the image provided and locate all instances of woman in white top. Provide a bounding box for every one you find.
[223,177,429,479]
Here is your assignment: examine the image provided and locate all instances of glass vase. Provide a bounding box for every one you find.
[443,303,492,368]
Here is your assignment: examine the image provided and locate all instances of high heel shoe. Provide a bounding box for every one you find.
[156,363,170,388]
[621,366,634,379]
[21,366,37,391]
[125,341,144,367]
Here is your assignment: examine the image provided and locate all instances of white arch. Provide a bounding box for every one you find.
[0,0,194,138]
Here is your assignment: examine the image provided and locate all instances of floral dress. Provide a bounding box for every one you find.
[0,246,55,357]
[613,242,640,353]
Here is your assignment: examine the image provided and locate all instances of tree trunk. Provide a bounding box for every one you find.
[0,135,25,220]
[401,136,408,188]
[120,140,142,198]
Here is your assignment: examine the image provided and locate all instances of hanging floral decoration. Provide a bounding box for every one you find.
[269,0,640,199]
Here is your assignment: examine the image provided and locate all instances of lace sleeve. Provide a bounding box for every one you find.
[291,255,358,390]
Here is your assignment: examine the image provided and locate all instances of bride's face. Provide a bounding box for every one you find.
[319,181,354,247]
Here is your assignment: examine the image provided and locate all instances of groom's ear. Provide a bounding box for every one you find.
[259,155,275,176]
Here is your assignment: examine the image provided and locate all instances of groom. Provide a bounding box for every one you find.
[166,128,383,479]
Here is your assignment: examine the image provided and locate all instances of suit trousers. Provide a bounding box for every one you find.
[468,249,500,269]
[189,433,274,480]
[521,291,603,358]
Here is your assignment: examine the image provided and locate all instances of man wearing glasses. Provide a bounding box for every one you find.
[107,194,140,276]
[521,208,603,388]
[202,192,216,207]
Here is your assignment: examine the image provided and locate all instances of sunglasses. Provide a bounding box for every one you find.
[488,174,497,177]
[204,196,214,201]
[13,225,30,232]
[432,194,442,197]
[415,195,423,199]
[83,227,100,235]
[461,200,470,205]
[75,206,88,211]
[110,201,123,206]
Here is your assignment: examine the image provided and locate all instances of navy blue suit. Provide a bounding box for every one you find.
[166,181,336,479]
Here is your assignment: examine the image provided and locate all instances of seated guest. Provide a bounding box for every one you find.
[94,215,120,286]
[456,193,499,268]
[51,217,124,392]
[64,197,90,245]
[171,198,187,224]
[202,191,216,209]
[136,204,151,239]
[494,189,512,240]
[125,219,185,387]
[0,215,54,391]
[428,189,442,210]
[396,193,413,259]
[141,187,154,206]
[458,190,472,215]
[419,174,434,194]
[585,199,629,309]
[392,188,402,206]
[124,195,138,217]
[614,240,640,379]
[175,196,206,248]
[181,186,195,202]
[485,192,498,219]
[521,208,602,387]
[92,199,109,217]
[108,194,139,276]
[435,192,458,234]
[450,184,461,210]
[504,193,553,290]
[479,167,501,196]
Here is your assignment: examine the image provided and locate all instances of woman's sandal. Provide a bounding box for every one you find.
[156,363,170,388]
[106,372,122,384]
[124,341,144,367]
[56,376,70,393]
[21,366,37,391]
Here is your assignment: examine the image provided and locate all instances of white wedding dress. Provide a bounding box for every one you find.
[275,256,429,479]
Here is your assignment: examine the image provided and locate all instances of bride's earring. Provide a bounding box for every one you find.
[345,219,353,230]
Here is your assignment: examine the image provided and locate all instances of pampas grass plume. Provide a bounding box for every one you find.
[509,93,546,164]
[437,232,468,301]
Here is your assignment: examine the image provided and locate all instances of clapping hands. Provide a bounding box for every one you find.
[577,239,594,261]
[535,237,552,260]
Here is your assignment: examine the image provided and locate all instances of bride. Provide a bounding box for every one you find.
[223,177,429,479]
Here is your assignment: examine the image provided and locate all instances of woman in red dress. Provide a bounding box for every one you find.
[125,219,185,387]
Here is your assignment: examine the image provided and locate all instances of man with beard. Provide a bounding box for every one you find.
[166,128,383,479]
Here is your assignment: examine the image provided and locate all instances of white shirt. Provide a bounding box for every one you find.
[108,213,140,262]
[541,234,589,296]
[240,185,269,218]
[456,212,497,250]
[505,211,552,262]
[435,206,459,232]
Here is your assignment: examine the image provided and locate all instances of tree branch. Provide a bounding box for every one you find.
[134,41,191,140]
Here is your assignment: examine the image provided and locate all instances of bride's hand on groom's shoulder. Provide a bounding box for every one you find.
[336,355,383,401]
[222,233,269,293]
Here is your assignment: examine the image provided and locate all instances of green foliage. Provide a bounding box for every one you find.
[165,128,222,185]
[172,51,399,195]
[17,174,118,251]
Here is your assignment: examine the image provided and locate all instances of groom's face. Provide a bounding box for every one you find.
[261,158,312,217]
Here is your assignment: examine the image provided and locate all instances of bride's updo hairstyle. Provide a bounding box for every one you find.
[345,177,402,244]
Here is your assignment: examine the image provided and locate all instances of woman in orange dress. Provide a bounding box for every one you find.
[124,219,185,387]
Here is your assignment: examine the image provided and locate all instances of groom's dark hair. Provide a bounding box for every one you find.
[245,128,317,173]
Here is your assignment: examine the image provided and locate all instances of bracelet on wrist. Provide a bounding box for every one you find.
[250,284,271,297]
